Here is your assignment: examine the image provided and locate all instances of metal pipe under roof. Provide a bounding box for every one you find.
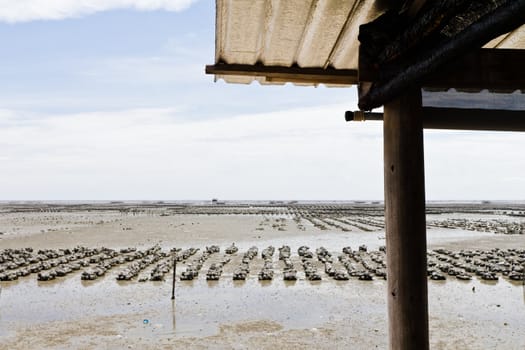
[345,107,525,132]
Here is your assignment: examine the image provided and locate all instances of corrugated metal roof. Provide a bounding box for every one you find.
[484,26,525,49]
[214,0,381,86]
[212,0,525,87]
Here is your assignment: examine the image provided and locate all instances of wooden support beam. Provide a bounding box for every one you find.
[207,48,525,90]
[424,49,525,91]
[360,49,525,91]
[346,107,525,132]
[421,107,525,131]
[205,64,358,85]
[383,88,429,350]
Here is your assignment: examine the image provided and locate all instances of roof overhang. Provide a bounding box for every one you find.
[205,64,358,86]
[207,0,381,87]
[206,0,525,109]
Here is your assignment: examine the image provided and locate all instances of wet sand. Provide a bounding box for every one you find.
[1,203,524,349]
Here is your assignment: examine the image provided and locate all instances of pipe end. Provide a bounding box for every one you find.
[345,111,355,122]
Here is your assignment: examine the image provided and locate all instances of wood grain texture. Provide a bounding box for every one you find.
[383,88,429,350]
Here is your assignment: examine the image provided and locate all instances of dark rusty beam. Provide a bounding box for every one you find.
[346,107,525,132]
[358,0,525,110]
[361,49,525,91]
[205,64,358,85]
[423,49,525,91]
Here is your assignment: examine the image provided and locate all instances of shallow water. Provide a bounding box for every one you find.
[1,209,524,348]
[1,249,523,342]
[0,268,386,338]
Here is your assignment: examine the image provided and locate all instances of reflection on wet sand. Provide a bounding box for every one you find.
[171,299,176,334]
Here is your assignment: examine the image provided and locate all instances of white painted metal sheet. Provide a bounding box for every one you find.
[214,0,525,86]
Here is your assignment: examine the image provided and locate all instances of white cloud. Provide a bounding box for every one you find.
[0,0,197,23]
[424,130,525,200]
[0,105,384,200]
[79,56,206,84]
[1,105,524,200]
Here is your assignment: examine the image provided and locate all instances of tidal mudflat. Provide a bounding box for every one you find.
[0,201,524,349]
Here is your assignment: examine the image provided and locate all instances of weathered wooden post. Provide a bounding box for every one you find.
[171,254,177,300]
[383,88,429,350]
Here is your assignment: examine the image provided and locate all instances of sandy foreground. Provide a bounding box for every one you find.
[0,204,524,349]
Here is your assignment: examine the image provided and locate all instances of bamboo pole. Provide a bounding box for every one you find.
[383,88,429,350]
[171,255,177,300]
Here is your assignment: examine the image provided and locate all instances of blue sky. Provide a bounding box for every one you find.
[0,0,524,200]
